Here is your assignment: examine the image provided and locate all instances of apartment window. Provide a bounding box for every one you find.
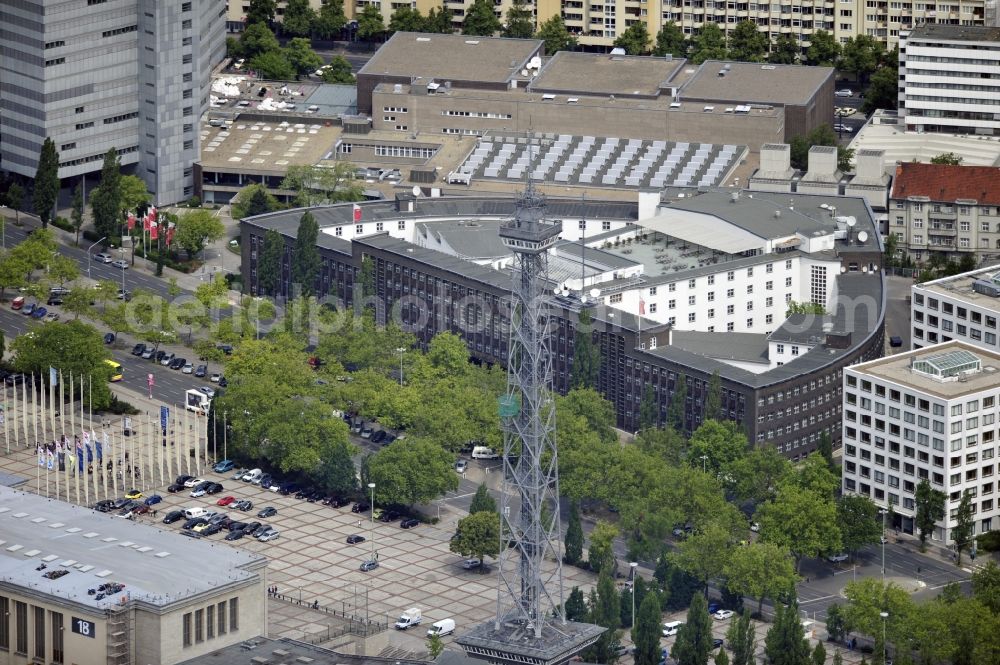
[183,612,192,647]
[355,224,363,234]
[609,293,622,304]
[182,54,192,64]
[61,143,76,151]
[0,597,6,649]
[230,597,239,631]
[182,1,191,9]
[650,303,658,313]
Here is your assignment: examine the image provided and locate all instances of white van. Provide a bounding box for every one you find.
[427,618,455,637]
[662,621,683,637]
[471,446,499,460]
[183,507,207,519]
[242,468,262,483]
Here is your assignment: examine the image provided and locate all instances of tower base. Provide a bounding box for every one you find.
[457,619,605,665]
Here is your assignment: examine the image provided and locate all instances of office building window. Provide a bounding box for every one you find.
[183,612,192,647]
[207,605,215,639]
[51,611,64,664]
[15,601,27,655]
[0,596,8,649]
[195,609,204,643]
[217,601,227,635]
[33,606,44,660]
[230,597,239,631]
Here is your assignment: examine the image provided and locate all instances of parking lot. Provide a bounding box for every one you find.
[129,466,599,650]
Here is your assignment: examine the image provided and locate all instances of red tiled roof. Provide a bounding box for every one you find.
[890,162,1000,205]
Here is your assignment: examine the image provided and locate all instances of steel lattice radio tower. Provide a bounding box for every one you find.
[457,183,604,665]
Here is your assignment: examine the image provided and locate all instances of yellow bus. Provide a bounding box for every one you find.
[105,359,123,382]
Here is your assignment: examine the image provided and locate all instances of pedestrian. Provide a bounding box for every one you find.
[357,519,362,528]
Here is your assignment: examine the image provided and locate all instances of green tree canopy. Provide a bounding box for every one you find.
[769,34,800,64]
[250,49,296,80]
[281,0,316,36]
[357,4,386,42]
[588,520,619,574]
[727,21,768,62]
[535,15,576,54]
[687,419,748,475]
[12,320,113,408]
[231,182,279,220]
[690,23,727,64]
[805,29,839,66]
[653,21,686,57]
[291,211,320,295]
[724,542,798,615]
[861,65,899,114]
[503,0,534,38]
[564,500,584,565]
[240,22,281,60]
[673,592,712,665]
[840,35,884,83]
[668,374,688,431]
[257,228,284,297]
[755,481,841,570]
[836,495,883,555]
[614,21,651,55]
[90,148,122,241]
[450,509,500,565]
[315,0,347,38]
[764,600,810,665]
[425,6,454,33]
[726,611,756,665]
[953,490,975,564]
[633,590,663,665]
[320,56,356,84]
[388,6,426,32]
[915,478,946,551]
[789,124,853,172]
[570,308,600,389]
[70,183,84,246]
[284,38,324,79]
[462,0,501,36]
[33,138,60,228]
[246,0,277,25]
[368,438,460,505]
[174,209,226,260]
[469,483,497,514]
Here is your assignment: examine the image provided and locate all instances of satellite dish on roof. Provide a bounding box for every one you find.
[412,186,421,197]
[846,217,856,227]
[590,288,601,298]
[858,231,869,243]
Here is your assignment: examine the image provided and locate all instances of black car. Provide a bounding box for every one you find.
[169,357,186,370]
[279,482,299,496]
[175,475,193,485]
[194,364,207,378]
[112,498,131,510]
[206,482,224,495]
[257,506,277,518]
[371,430,387,444]
[307,489,325,502]
[93,500,115,513]
[167,483,185,493]
[46,296,63,306]
[153,350,167,363]
[294,487,311,500]
[400,518,419,529]
[182,517,209,530]
[258,474,273,488]
[346,534,366,544]
[5,374,26,386]
[218,376,228,388]
[202,523,223,536]
[378,510,400,523]
[228,521,248,532]
[712,639,723,649]
[132,343,146,356]
[383,433,397,446]
[351,502,370,513]
[217,344,233,355]
[329,496,351,508]
[224,530,245,541]
[103,332,116,344]
[242,521,261,534]
[162,510,185,524]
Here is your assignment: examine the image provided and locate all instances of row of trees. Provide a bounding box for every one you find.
[244,0,349,40]
[229,23,354,82]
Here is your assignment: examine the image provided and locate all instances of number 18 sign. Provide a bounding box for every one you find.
[72,617,96,638]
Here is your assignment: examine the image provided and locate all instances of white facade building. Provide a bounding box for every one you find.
[912,265,1000,351]
[843,341,1000,543]
[0,0,226,206]
[899,24,1000,136]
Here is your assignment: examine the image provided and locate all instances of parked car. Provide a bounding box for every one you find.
[183,477,204,488]
[371,430,387,444]
[228,521,249,532]
[257,529,280,542]
[400,518,419,529]
[141,347,155,360]
[194,364,208,378]
[462,559,482,570]
[833,124,854,133]
[144,494,163,506]
[213,459,234,473]
[103,332,115,344]
[713,609,735,621]
[190,486,210,498]
[360,559,379,572]
[455,460,468,473]
[224,529,245,541]
[167,482,184,493]
[93,499,115,513]
[111,259,129,270]
[328,496,350,508]
[827,552,849,563]
[210,372,222,383]
[202,523,224,536]
[835,88,853,97]
[125,489,144,500]
[162,510,185,524]
[11,296,24,310]
[198,386,216,398]
[31,306,48,319]
[351,502,370,513]
[889,336,903,348]
[347,534,366,544]
[217,496,236,506]
[94,252,114,264]
[361,426,373,439]
[168,357,186,370]
[182,517,209,530]
[132,343,147,356]
[257,506,277,518]
[233,499,253,511]
[378,510,400,523]
[181,363,194,374]
[279,482,299,495]
[22,303,35,316]
[44,312,60,322]
[159,352,175,366]
[46,295,63,306]
[218,377,228,387]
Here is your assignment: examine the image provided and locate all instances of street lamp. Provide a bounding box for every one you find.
[86,236,108,279]
[879,611,888,665]
[396,347,406,387]
[879,507,888,581]
[629,562,638,628]
[368,482,376,564]
[0,204,6,248]
[700,455,708,473]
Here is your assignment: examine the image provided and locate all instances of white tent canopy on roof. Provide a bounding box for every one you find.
[639,209,764,255]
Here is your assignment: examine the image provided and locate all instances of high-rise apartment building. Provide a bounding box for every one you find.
[843,341,1000,543]
[899,24,1000,136]
[0,0,226,206]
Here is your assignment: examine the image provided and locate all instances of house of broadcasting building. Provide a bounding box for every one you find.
[0,487,266,665]
[240,187,885,458]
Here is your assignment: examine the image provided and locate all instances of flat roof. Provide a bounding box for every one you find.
[906,24,1000,42]
[915,264,1000,308]
[671,330,769,364]
[529,52,685,97]
[0,487,264,611]
[199,119,341,173]
[680,60,833,106]
[178,636,431,665]
[359,32,541,84]
[849,341,1000,399]
[847,117,1000,172]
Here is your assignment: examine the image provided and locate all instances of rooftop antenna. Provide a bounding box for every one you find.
[580,191,586,297]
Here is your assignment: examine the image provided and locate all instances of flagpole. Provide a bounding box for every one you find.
[109,430,117,500]
[174,406,182,482]
[59,370,65,501]
[129,414,136,493]
[185,406,193,477]
[3,373,8,454]
[80,374,86,506]
[21,375,28,449]
[158,411,165,487]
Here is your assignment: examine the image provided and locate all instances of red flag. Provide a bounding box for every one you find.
[149,206,158,223]
[127,212,135,231]
[352,204,362,223]
[150,221,159,240]
[166,224,175,247]
[143,214,151,232]
[639,298,646,315]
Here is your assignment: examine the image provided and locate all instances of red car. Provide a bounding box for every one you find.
[217,496,236,506]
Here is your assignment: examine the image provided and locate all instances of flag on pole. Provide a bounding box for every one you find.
[150,221,159,240]
[143,213,151,232]
[76,439,83,473]
[96,437,102,462]
[37,444,44,467]
[127,212,136,231]
[639,297,646,315]
[166,223,175,247]
[150,206,157,223]
[49,367,57,386]
[47,448,54,470]
[352,203,362,223]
